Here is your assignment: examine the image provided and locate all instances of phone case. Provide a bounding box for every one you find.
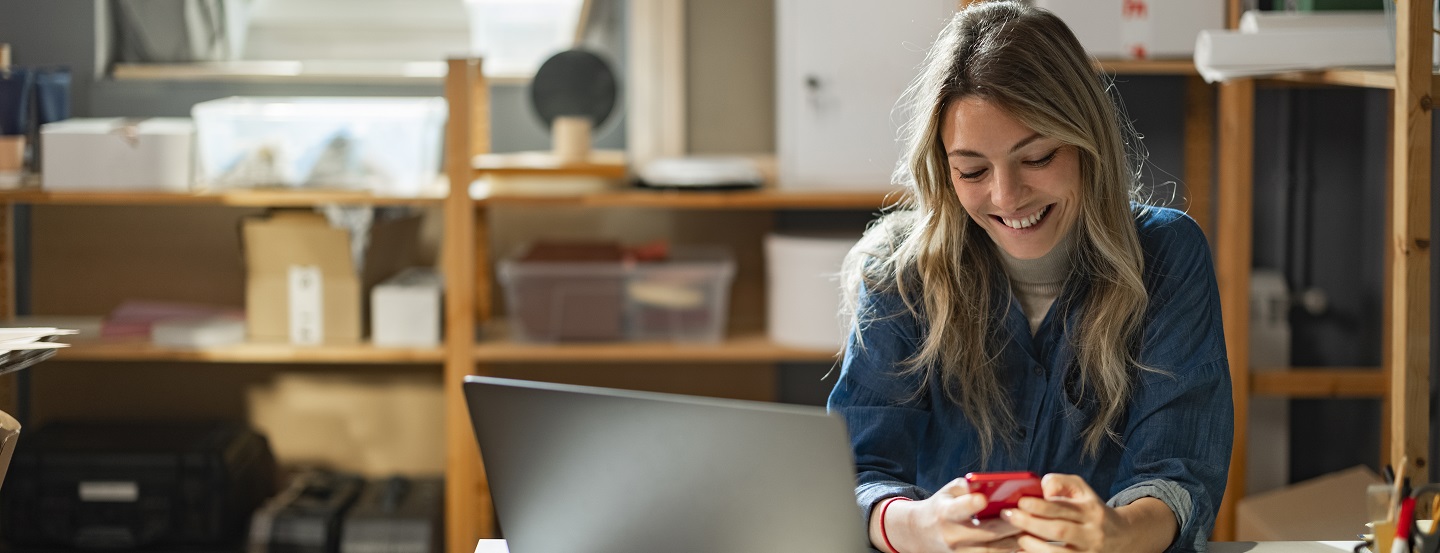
[964,471,1043,519]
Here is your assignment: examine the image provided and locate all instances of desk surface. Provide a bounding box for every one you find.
[478,539,1364,553]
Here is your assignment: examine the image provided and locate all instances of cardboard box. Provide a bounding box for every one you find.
[0,409,18,493]
[243,211,419,344]
[1235,465,1381,541]
[1032,0,1224,59]
[370,267,442,347]
[40,118,194,191]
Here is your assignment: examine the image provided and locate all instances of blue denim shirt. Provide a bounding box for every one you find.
[828,207,1233,553]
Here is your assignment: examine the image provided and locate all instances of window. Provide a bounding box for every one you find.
[110,0,591,80]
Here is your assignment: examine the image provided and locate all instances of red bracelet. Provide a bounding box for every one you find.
[879,496,913,553]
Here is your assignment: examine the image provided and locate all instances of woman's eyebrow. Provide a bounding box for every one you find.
[946,133,1046,158]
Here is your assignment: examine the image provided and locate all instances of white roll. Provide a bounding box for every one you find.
[1194,27,1393,83]
[1238,10,1387,34]
[765,232,860,350]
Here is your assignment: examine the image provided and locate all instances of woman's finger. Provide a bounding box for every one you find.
[940,492,990,521]
[1003,507,1091,549]
[1015,533,1073,553]
[1016,495,1088,523]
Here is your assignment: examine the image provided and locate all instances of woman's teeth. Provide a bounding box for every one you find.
[1001,205,1049,229]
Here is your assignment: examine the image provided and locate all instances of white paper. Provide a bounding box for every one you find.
[288,265,324,345]
[1194,28,1393,83]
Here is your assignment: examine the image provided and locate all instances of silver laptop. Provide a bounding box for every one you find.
[464,376,870,553]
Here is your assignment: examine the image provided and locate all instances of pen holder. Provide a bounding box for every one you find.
[1373,520,1395,553]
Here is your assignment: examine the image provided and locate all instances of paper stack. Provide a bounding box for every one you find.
[0,327,76,376]
[1194,11,1393,83]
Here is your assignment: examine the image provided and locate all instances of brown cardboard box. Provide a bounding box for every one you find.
[0,409,18,492]
[243,211,418,344]
[1235,465,1381,541]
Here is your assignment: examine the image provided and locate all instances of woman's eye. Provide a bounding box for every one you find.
[1024,148,1060,167]
[956,168,987,180]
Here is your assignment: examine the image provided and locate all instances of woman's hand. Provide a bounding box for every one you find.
[871,478,1023,553]
[1001,473,1177,553]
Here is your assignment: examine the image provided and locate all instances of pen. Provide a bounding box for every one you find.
[1392,497,1415,553]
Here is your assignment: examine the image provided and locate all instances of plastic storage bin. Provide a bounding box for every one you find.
[191,97,447,196]
[499,247,735,343]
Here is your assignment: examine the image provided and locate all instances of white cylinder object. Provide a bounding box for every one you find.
[765,232,860,350]
[552,116,592,163]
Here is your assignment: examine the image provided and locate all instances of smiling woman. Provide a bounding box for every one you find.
[827,2,1233,553]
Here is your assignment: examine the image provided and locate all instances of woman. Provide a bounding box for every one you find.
[827,2,1233,553]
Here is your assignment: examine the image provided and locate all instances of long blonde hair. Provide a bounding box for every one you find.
[842,1,1150,459]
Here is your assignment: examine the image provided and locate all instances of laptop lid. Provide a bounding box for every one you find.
[464,376,870,553]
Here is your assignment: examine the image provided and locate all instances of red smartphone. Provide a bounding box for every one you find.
[964,471,1044,519]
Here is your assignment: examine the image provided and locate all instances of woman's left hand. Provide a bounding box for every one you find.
[1000,473,1172,552]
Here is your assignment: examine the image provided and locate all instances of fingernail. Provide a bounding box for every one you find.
[1001,508,1014,519]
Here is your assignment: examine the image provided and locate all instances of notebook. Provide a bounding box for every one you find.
[463,375,870,553]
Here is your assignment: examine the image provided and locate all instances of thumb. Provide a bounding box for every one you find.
[1040,473,1093,500]
[938,477,971,498]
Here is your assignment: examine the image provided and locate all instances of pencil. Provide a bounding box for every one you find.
[1388,455,1409,523]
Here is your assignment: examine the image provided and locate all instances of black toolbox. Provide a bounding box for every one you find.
[249,470,364,553]
[339,476,442,553]
[0,421,277,550]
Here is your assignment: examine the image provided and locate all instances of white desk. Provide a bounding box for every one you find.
[479,539,1365,552]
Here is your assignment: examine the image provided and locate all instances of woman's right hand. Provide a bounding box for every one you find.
[871,478,1023,553]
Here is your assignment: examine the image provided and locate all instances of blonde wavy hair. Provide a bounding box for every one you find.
[842,1,1150,459]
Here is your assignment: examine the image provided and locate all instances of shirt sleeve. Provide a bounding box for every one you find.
[1112,213,1234,553]
[827,282,933,525]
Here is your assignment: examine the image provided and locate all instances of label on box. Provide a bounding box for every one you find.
[1119,0,1150,59]
[288,265,323,345]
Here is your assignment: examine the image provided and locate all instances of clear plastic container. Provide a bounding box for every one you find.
[498,247,735,343]
[191,97,447,196]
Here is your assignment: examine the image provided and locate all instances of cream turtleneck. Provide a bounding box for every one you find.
[998,232,1075,335]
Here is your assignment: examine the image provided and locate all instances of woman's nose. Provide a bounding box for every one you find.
[990,167,1028,212]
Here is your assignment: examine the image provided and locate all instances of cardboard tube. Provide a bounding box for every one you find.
[552,116,592,163]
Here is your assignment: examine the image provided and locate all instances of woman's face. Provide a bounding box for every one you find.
[941,96,1082,260]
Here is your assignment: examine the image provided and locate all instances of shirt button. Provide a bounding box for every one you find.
[1032,365,1045,377]
[1018,427,1029,439]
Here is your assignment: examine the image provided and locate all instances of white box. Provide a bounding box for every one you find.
[191,97,447,196]
[765,232,859,349]
[1032,0,1224,59]
[40,118,194,191]
[371,267,443,347]
[152,316,247,348]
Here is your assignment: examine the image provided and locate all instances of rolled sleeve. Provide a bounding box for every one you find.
[1108,479,1195,549]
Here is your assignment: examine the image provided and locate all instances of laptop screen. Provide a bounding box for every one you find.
[464,375,870,553]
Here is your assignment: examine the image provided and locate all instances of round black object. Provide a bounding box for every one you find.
[530,49,617,130]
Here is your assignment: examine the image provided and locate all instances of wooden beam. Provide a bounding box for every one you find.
[444,58,491,553]
[1184,75,1216,237]
[1213,77,1255,542]
[1388,0,1432,484]
[1250,368,1386,398]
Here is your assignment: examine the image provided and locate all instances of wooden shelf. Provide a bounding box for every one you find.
[52,340,445,364]
[1264,67,1440,91]
[471,151,629,178]
[1094,58,1198,75]
[1250,368,1386,398]
[0,188,445,207]
[475,328,839,364]
[478,187,907,210]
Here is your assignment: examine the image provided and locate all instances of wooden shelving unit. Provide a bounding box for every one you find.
[1213,0,1432,540]
[0,189,444,207]
[52,341,444,364]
